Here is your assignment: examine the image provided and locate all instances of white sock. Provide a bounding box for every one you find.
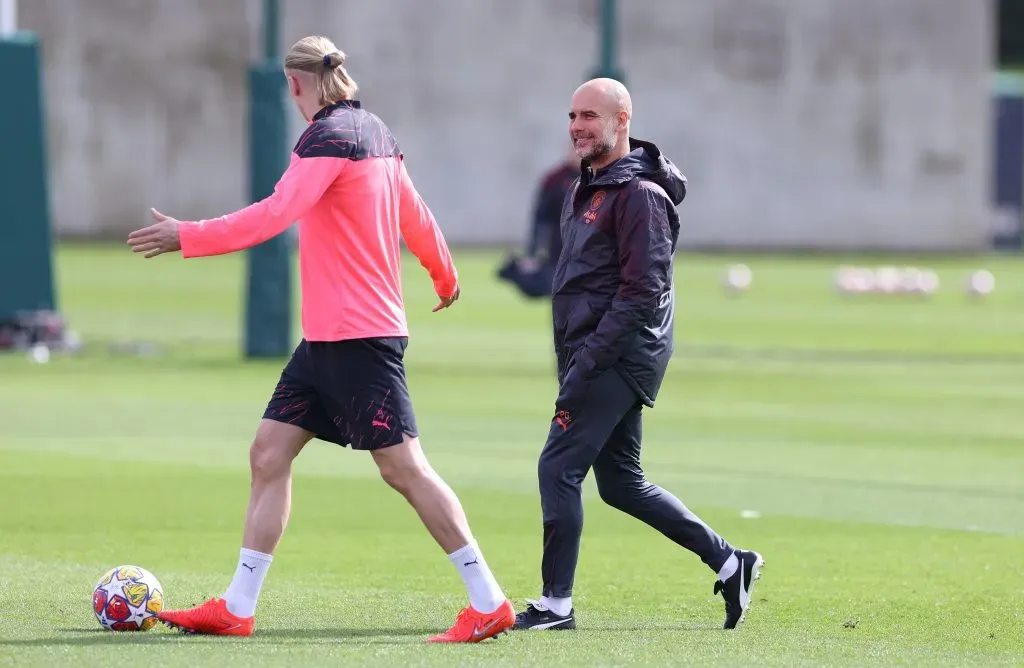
[447,541,506,614]
[223,548,273,617]
[539,595,572,617]
[718,552,739,583]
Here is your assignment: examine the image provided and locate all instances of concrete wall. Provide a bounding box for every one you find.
[20,0,258,237]
[624,0,996,250]
[21,0,995,250]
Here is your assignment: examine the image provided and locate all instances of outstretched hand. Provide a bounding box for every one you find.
[433,285,461,312]
[127,208,182,258]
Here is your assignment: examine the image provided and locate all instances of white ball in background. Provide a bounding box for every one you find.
[724,264,752,293]
[834,266,853,294]
[63,330,83,353]
[856,267,876,294]
[874,266,901,294]
[834,265,867,294]
[847,267,876,294]
[28,344,50,364]
[966,270,995,297]
[898,267,921,293]
[916,269,940,295]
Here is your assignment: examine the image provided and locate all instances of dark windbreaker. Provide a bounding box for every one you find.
[551,137,687,407]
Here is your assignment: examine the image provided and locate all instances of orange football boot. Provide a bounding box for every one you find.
[158,597,254,636]
[427,599,515,643]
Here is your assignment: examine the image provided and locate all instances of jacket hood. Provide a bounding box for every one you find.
[585,137,687,205]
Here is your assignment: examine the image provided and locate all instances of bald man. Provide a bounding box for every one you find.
[513,79,764,632]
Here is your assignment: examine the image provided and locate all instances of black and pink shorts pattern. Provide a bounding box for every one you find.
[263,337,419,451]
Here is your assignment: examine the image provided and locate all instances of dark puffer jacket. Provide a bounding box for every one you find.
[551,137,687,407]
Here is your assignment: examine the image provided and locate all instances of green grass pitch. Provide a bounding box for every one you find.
[1,244,1022,666]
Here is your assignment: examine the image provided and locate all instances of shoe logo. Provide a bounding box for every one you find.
[472,618,499,638]
[463,559,479,567]
[242,563,256,572]
[738,561,749,609]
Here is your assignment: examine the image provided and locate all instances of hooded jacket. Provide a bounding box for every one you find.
[551,137,687,407]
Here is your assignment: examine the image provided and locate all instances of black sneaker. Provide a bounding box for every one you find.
[713,549,765,629]
[512,599,576,631]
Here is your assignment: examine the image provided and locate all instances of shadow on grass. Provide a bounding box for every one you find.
[1,622,727,647]
[0,626,443,646]
[577,623,726,633]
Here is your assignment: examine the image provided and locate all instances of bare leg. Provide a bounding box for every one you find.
[160,418,314,628]
[373,435,507,614]
[242,419,314,553]
[371,435,472,553]
[212,419,313,618]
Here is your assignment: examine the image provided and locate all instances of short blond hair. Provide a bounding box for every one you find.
[284,36,359,106]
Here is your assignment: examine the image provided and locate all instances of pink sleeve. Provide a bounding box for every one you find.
[178,154,346,258]
[398,159,459,298]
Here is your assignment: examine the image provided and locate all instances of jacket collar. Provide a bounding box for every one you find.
[312,99,361,121]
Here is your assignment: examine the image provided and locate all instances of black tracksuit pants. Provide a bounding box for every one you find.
[539,364,734,598]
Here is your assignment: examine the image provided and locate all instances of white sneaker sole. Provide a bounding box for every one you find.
[735,553,765,628]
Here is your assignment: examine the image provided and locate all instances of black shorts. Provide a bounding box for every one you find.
[263,337,419,450]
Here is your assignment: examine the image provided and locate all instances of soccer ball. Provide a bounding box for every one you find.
[723,263,752,293]
[966,269,995,297]
[92,565,165,631]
